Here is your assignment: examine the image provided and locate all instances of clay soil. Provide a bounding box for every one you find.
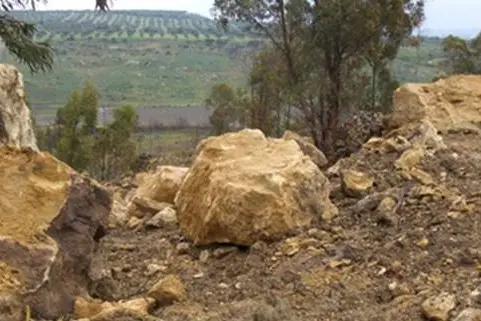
[63,130,481,321]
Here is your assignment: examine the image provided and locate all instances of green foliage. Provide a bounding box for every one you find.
[91,104,139,180]
[55,81,99,171]
[213,0,425,157]
[38,81,138,180]
[0,12,53,73]
[441,33,481,74]
[3,10,444,111]
[205,83,239,135]
[244,47,289,136]
[0,1,110,73]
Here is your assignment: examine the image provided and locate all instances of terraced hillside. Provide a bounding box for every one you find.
[1,10,446,116]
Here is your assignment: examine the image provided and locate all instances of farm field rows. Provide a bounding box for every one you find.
[3,10,447,119]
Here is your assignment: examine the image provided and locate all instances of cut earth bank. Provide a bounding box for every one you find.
[2,63,481,321]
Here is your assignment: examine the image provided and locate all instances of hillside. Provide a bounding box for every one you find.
[2,10,446,112]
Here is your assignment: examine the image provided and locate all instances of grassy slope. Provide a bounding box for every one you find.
[3,10,445,109]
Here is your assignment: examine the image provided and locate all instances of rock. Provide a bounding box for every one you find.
[109,194,128,228]
[389,75,481,131]
[147,274,187,305]
[145,206,178,229]
[0,64,37,150]
[326,158,347,177]
[453,308,481,321]
[199,250,210,263]
[127,216,143,229]
[395,148,424,171]
[213,246,238,258]
[127,196,172,219]
[341,169,374,198]
[282,130,328,168]
[412,120,447,151]
[376,196,398,226]
[145,263,166,276]
[175,129,337,246]
[135,165,189,203]
[226,298,285,321]
[421,292,456,321]
[409,168,434,185]
[74,297,113,319]
[0,146,111,320]
[176,242,191,254]
[74,296,156,320]
[363,135,411,154]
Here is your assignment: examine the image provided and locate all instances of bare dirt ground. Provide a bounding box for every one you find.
[79,128,481,321]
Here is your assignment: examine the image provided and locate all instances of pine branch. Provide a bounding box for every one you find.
[0,14,53,73]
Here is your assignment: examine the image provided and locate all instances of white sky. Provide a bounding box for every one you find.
[37,0,481,30]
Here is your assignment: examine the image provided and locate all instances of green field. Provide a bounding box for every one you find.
[2,10,446,108]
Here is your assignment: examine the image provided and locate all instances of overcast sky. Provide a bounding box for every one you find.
[38,0,481,30]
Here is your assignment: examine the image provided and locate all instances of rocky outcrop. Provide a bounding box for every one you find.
[389,75,481,131]
[0,146,111,320]
[0,64,37,150]
[175,129,337,246]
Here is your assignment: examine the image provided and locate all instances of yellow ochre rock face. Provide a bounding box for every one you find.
[0,145,72,244]
[175,129,337,246]
[389,75,481,131]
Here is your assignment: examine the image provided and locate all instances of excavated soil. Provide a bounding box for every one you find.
[63,130,481,321]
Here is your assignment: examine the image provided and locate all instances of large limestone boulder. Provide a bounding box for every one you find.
[0,64,37,150]
[174,129,337,246]
[389,75,481,131]
[0,145,111,320]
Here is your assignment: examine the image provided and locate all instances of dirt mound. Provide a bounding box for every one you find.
[85,125,481,321]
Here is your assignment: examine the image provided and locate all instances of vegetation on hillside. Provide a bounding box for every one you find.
[0,10,448,110]
[0,0,110,72]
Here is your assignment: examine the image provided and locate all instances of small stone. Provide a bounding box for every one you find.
[218,282,229,289]
[452,308,481,321]
[145,206,178,229]
[213,246,238,258]
[410,168,434,185]
[417,237,430,249]
[307,228,328,240]
[126,216,143,229]
[145,263,166,276]
[470,285,481,306]
[341,169,374,198]
[199,250,210,263]
[193,272,204,279]
[421,292,456,321]
[388,282,398,292]
[377,197,398,226]
[395,148,424,171]
[250,240,268,253]
[147,274,186,306]
[176,242,190,254]
[235,282,242,289]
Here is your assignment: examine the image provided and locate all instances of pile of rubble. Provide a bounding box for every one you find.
[3,64,481,321]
